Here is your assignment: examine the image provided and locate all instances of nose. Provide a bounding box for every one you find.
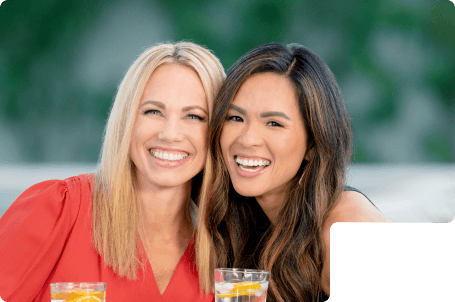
[236,122,263,148]
[158,117,183,142]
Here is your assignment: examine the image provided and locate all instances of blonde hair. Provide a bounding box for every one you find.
[92,41,225,279]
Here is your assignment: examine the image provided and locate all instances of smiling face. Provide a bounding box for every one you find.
[129,63,208,190]
[220,72,310,202]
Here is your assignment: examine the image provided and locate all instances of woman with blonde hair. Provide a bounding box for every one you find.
[0,41,225,302]
[196,43,389,302]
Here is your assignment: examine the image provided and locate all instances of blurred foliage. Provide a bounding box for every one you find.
[0,0,454,163]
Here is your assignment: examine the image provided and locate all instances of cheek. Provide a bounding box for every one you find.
[286,136,307,166]
[131,117,154,143]
[219,130,231,161]
[129,125,142,155]
[273,133,305,164]
[191,124,208,155]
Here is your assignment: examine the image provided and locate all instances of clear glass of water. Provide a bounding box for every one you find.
[215,268,270,302]
[50,282,106,302]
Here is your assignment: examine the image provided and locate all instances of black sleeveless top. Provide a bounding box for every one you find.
[318,186,378,301]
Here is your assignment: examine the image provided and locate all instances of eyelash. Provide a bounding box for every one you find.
[227,115,243,122]
[187,114,206,121]
[227,115,283,128]
[144,109,162,116]
[143,109,205,121]
[266,121,284,127]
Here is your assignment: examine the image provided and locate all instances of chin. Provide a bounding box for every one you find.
[150,175,190,188]
[231,182,263,198]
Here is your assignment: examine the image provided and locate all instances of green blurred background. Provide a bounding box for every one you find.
[0,0,454,164]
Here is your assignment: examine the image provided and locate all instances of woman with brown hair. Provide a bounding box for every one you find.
[196,43,389,302]
[0,41,225,302]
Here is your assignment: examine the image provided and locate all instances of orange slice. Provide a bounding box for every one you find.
[74,296,102,302]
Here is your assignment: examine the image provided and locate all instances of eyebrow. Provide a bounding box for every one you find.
[183,105,208,115]
[141,101,207,115]
[260,111,291,120]
[141,100,165,108]
[229,104,246,115]
[229,104,291,120]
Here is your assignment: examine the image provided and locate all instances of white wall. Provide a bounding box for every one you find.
[1,164,454,222]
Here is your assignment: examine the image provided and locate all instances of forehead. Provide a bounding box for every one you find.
[232,72,298,110]
[141,63,207,106]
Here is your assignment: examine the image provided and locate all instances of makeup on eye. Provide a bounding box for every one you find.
[186,113,206,121]
[228,104,290,120]
[143,109,162,116]
[226,116,283,128]
[226,115,243,122]
[266,121,284,127]
[225,110,288,128]
[140,104,207,121]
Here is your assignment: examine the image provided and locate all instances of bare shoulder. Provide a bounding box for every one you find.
[320,190,390,295]
[326,190,390,224]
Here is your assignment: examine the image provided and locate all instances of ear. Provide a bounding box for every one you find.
[304,143,315,161]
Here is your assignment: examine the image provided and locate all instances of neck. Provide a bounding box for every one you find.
[255,190,286,225]
[138,180,194,242]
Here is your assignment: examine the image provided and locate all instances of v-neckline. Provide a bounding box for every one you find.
[142,236,195,297]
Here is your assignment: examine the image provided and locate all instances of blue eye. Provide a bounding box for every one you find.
[227,115,243,122]
[188,114,205,121]
[144,109,162,116]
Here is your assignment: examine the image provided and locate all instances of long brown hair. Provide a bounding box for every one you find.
[92,41,225,279]
[196,43,352,301]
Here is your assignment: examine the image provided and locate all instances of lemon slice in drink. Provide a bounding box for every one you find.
[74,296,102,302]
[217,292,255,298]
[216,282,262,298]
[232,281,261,292]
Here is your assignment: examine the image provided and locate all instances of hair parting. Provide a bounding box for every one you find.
[196,43,352,301]
[92,41,225,279]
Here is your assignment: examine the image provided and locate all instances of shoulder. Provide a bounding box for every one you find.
[322,190,390,240]
[319,189,390,295]
[325,190,390,225]
[1,173,94,225]
[63,173,94,197]
[0,173,95,302]
[16,173,93,199]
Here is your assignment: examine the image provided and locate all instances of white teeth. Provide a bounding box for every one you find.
[239,165,262,172]
[234,156,271,167]
[150,150,188,161]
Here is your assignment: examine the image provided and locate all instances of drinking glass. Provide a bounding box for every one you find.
[50,282,106,302]
[215,268,270,302]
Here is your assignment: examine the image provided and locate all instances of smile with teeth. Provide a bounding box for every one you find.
[150,149,189,161]
[235,155,271,172]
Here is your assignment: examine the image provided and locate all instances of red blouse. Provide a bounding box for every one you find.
[0,174,214,302]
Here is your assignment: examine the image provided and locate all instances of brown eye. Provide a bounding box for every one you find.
[266,121,283,127]
[227,116,243,122]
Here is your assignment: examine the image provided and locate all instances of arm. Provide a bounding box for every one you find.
[0,178,80,301]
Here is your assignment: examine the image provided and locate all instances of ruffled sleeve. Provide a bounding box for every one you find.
[0,177,85,302]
